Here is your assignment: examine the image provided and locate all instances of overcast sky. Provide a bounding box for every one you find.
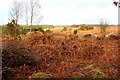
[0,0,118,25]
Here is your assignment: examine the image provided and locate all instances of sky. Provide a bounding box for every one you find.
[0,0,119,25]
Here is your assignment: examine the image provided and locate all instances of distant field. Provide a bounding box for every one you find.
[50,26,118,37]
[1,25,118,39]
[0,25,118,28]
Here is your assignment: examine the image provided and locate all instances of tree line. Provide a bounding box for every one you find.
[9,0,42,26]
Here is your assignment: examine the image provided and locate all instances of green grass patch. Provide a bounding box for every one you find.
[84,64,95,70]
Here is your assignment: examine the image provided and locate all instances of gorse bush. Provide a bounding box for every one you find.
[79,25,94,30]
[1,25,7,34]
[5,19,20,37]
[20,28,30,35]
[38,28,45,33]
[72,25,80,27]
[75,25,80,27]
[45,29,53,33]
[74,30,78,34]
[2,20,32,39]
[28,27,45,34]
[61,27,67,32]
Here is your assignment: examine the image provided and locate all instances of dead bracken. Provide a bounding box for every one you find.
[2,33,119,79]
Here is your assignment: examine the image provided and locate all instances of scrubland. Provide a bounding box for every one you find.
[1,26,120,79]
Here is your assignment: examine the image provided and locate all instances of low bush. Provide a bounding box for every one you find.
[79,25,94,30]
[71,24,80,27]
[38,27,45,33]
[20,28,30,35]
[74,25,80,27]
[74,30,78,34]
[2,20,32,39]
[46,29,53,33]
[61,27,67,32]
[2,25,7,35]
[4,19,20,37]
[2,20,24,40]
[30,27,45,34]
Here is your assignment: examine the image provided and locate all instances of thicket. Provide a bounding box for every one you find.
[3,20,28,35]
[2,20,22,40]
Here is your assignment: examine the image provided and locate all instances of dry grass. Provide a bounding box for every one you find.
[51,27,118,37]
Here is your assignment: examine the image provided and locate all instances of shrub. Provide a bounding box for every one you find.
[2,20,32,39]
[2,25,8,35]
[5,19,20,37]
[2,19,23,40]
[32,28,38,32]
[79,25,94,30]
[61,27,67,32]
[38,27,45,33]
[26,27,45,35]
[71,24,80,27]
[74,25,80,27]
[46,29,53,33]
[79,26,85,30]
[74,30,78,34]
[19,28,30,35]
[87,26,94,30]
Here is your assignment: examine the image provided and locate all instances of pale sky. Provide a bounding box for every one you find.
[0,0,119,25]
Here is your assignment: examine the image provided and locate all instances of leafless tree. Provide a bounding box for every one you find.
[9,0,42,25]
[25,1,29,25]
[9,0,24,24]
[29,0,42,26]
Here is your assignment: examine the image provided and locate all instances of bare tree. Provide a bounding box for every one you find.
[29,0,42,26]
[9,0,24,24]
[9,0,42,25]
[25,1,29,25]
